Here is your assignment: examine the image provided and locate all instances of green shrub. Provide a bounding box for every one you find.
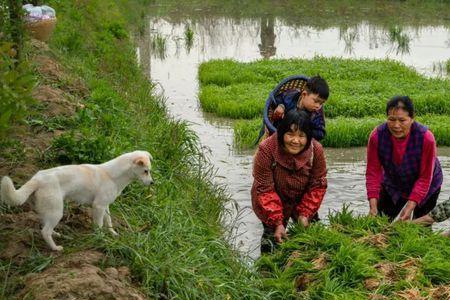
[50,131,113,164]
[0,42,36,136]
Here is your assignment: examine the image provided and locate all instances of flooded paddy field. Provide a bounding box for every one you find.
[137,0,450,257]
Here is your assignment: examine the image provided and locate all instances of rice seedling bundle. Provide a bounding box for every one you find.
[256,206,450,299]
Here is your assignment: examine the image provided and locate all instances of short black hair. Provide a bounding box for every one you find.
[277,110,312,150]
[305,75,329,100]
[386,95,415,118]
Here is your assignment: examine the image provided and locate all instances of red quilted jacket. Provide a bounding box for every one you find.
[251,134,327,227]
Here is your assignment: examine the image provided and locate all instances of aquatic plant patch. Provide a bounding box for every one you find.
[256,207,450,299]
[234,114,450,149]
[198,58,450,148]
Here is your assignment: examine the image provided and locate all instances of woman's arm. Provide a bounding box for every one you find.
[252,146,284,227]
[366,128,383,214]
[408,130,437,204]
[296,141,327,219]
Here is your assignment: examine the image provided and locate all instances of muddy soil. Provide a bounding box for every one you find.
[16,250,146,300]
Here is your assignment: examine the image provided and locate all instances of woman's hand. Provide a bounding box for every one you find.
[298,215,310,227]
[369,198,378,216]
[274,224,287,243]
[399,200,417,221]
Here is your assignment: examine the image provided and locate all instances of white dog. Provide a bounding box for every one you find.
[1,150,153,251]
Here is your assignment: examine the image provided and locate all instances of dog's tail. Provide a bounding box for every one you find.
[1,176,38,206]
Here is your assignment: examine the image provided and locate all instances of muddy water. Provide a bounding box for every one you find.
[138,5,450,258]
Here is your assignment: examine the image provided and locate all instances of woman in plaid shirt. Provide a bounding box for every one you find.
[252,110,327,254]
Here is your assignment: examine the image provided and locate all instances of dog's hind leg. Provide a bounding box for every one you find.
[35,188,64,251]
[104,206,118,236]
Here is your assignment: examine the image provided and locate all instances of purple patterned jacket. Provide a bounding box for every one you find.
[377,122,443,207]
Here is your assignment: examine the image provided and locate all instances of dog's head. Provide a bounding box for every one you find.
[132,151,154,186]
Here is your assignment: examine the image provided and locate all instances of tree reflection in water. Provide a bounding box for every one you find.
[259,16,276,59]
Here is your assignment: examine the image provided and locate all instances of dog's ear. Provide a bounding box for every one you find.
[133,157,146,167]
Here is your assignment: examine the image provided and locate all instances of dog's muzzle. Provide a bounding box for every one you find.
[143,178,154,186]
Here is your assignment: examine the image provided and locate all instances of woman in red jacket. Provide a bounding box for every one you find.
[252,110,327,254]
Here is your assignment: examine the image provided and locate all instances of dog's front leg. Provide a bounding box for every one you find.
[104,206,118,236]
[92,203,106,229]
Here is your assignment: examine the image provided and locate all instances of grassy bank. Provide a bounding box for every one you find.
[0,0,265,298]
[198,58,450,148]
[257,207,450,299]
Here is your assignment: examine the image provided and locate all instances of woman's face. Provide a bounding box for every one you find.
[387,107,413,139]
[283,126,308,155]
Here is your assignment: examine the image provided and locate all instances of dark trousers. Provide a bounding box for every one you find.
[377,187,440,221]
[260,213,319,254]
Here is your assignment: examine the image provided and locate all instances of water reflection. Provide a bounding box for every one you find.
[338,24,413,56]
[387,25,411,55]
[259,16,276,59]
[339,26,359,55]
[432,61,450,77]
[150,33,168,60]
[184,24,194,53]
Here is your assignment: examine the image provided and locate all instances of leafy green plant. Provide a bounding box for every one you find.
[50,131,113,164]
[106,21,128,39]
[0,42,36,136]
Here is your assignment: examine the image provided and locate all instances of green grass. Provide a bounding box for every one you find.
[256,206,450,299]
[0,0,266,298]
[199,58,450,119]
[198,58,450,148]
